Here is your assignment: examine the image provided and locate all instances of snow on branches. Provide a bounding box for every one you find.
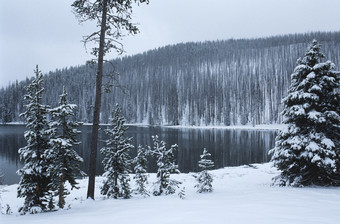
[101,105,133,199]
[269,40,340,187]
[195,148,214,193]
[150,135,181,196]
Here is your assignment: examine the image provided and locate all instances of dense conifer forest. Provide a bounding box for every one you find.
[1,32,339,125]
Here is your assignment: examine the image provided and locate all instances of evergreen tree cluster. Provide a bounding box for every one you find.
[270,40,340,187]
[100,107,216,199]
[1,32,340,126]
[18,82,216,213]
[17,66,84,214]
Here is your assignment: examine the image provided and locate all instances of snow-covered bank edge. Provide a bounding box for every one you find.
[2,122,286,130]
[1,162,340,224]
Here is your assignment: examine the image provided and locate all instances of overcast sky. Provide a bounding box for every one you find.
[1,0,340,87]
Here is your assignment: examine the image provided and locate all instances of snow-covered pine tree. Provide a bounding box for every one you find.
[195,148,214,193]
[150,135,181,196]
[101,104,133,199]
[47,87,84,209]
[269,40,340,186]
[133,145,149,196]
[17,65,52,214]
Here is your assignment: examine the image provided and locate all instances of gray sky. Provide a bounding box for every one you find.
[1,0,340,87]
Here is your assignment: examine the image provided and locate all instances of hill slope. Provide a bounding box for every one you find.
[1,32,340,125]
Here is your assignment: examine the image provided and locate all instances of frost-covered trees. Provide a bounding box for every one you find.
[2,32,340,126]
[101,105,133,199]
[17,67,84,213]
[17,66,52,214]
[150,135,181,196]
[195,148,214,193]
[47,87,84,209]
[133,145,149,196]
[270,40,340,186]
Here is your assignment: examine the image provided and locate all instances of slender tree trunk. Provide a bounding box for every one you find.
[87,0,108,199]
[59,174,64,208]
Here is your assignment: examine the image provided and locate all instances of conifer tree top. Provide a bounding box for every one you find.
[299,39,325,67]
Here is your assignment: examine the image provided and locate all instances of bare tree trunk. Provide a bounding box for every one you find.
[87,0,108,200]
[59,174,64,208]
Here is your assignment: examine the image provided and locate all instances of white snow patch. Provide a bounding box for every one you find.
[306,72,316,79]
[306,141,319,152]
[1,163,340,224]
[321,138,335,149]
[308,110,321,120]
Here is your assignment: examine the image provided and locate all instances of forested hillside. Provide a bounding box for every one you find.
[1,32,340,125]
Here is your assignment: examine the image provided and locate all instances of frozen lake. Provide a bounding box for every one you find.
[0,124,277,185]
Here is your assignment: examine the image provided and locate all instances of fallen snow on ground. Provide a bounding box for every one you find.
[1,163,339,224]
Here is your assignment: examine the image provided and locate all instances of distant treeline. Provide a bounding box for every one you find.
[1,31,340,125]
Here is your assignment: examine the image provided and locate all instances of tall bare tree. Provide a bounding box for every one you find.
[72,0,148,199]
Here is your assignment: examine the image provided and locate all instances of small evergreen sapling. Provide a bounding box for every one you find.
[133,145,150,197]
[195,148,214,193]
[17,66,52,214]
[178,187,185,199]
[101,105,133,199]
[47,87,84,209]
[269,40,340,186]
[150,135,181,196]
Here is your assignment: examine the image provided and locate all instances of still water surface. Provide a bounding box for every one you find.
[0,125,277,185]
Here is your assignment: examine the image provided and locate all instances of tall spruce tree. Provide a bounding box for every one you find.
[72,0,149,199]
[47,87,84,209]
[101,104,133,199]
[133,145,149,196]
[150,135,181,196]
[195,148,214,193]
[269,40,340,186]
[17,66,51,214]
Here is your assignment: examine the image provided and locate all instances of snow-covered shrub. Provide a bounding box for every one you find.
[195,148,214,193]
[269,40,340,186]
[178,187,186,199]
[133,145,150,197]
[150,135,181,196]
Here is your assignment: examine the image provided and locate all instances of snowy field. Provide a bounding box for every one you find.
[1,163,340,224]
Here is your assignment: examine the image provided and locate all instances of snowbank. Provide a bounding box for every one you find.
[1,163,339,224]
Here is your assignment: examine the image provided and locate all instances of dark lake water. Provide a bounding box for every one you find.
[0,124,277,185]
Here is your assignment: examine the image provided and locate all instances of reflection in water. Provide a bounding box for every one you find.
[0,125,277,185]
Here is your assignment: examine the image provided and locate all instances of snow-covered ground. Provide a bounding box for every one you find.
[1,163,339,224]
